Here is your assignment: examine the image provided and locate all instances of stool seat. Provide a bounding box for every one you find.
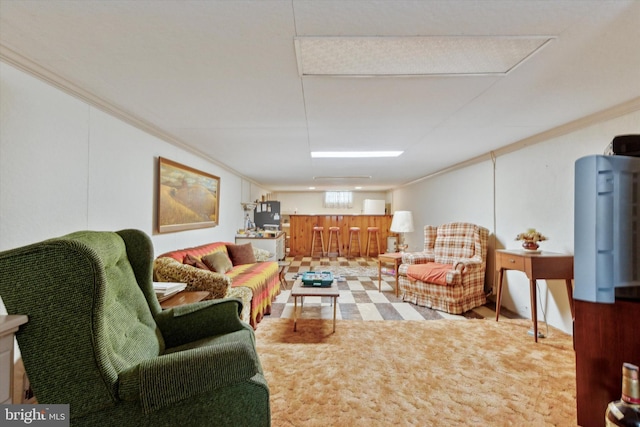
[311,226,326,257]
[347,227,362,257]
[366,227,381,256]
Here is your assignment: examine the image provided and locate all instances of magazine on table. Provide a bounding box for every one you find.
[153,282,187,301]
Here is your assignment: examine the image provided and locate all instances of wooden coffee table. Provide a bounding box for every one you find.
[290,278,339,333]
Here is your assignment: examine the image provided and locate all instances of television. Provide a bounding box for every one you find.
[574,154,640,303]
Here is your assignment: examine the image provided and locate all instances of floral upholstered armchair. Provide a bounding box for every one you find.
[398,222,489,314]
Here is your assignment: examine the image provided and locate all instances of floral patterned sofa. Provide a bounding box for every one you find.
[153,241,280,328]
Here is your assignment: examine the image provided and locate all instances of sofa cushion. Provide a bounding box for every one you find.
[406,262,452,286]
[154,257,230,300]
[183,253,209,270]
[202,252,233,273]
[226,243,256,266]
[253,247,273,262]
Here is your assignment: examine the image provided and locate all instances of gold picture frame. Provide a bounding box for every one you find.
[157,157,220,233]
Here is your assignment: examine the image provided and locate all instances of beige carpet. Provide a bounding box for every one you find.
[255,318,577,426]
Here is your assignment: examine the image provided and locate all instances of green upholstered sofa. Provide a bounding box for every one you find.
[0,229,270,426]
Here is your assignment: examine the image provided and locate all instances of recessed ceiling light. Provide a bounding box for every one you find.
[308,186,316,190]
[355,186,363,190]
[313,176,371,180]
[295,36,554,76]
[311,151,403,158]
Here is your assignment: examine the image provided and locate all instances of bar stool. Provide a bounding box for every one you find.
[327,226,343,256]
[347,227,362,257]
[310,226,325,257]
[366,226,381,256]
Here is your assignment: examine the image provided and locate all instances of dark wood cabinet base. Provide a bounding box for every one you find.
[574,298,640,427]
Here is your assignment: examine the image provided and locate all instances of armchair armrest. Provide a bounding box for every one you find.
[155,298,251,349]
[153,257,231,299]
[400,252,435,265]
[118,340,266,414]
[452,257,484,273]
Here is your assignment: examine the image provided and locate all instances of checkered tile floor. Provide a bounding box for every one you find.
[267,255,520,322]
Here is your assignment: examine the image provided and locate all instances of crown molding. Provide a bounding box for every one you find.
[402,96,640,188]
[0,44,264,188]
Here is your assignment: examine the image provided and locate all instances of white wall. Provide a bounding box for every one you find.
[0,61,266,258]
[392,160,495,252]
[392,109,640,334]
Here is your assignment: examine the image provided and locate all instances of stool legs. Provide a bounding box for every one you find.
[311,228,326,256]
[347,229,362,257]
[327,228,343,256]
[366,230,381,256]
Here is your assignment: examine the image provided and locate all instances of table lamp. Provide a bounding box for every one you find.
[390,211,414,252]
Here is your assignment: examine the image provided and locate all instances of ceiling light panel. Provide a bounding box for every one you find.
[313,176,372,180]
[295,36,554,76]
[311,151,403,158]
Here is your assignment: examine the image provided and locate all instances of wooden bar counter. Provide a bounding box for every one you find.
[288,214,393,256]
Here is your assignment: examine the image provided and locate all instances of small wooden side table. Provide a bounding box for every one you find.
[378,252,404,297]
[160,291,209,309]
[495,249,574,342]
[0,315,28,404]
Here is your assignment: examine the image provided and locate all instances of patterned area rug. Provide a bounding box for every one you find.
[273,256,513,322]
[294,265,380,278]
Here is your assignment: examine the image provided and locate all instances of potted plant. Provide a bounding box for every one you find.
[515,228,547,252]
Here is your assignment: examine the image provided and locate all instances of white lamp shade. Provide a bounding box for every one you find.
[390,211,415,233]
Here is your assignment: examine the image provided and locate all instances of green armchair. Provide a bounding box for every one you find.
[0,229,270,426]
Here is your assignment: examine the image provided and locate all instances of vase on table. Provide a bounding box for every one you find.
[522,240,539,252]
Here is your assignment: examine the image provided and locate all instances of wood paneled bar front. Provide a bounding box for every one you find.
[288,214,394,256]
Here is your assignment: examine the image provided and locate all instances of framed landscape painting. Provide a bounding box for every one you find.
[157,157,220,233]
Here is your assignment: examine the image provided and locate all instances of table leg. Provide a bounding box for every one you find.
[565,279,575,320]
[395,259,400,298]
[293,296,298,332]
[530,279,538,343]
[378,259,382,292]
[332,296,337,333]
[495,268,504,321]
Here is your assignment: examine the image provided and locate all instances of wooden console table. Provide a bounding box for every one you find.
[494,249,574,342]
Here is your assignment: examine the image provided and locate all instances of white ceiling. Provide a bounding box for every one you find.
[1,0,639,191]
